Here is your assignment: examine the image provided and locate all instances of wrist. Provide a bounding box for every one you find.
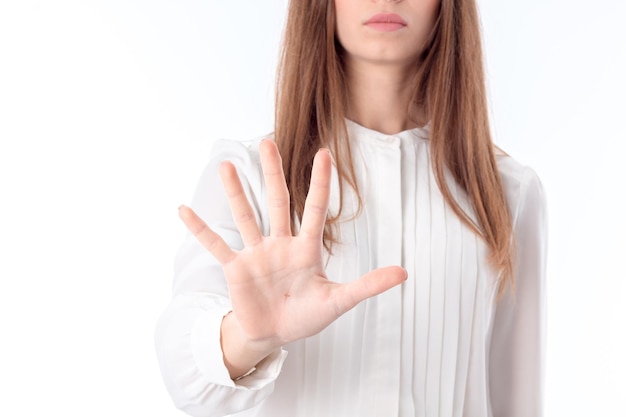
[220,312,276,379]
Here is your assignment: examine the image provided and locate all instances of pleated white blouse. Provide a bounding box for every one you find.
[155,120,547,417]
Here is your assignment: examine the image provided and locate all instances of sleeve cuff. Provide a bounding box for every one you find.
[234,349,288,390]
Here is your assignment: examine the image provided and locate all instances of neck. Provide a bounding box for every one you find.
[344,58,425,135]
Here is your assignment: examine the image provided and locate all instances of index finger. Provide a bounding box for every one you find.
[299,149,331,240]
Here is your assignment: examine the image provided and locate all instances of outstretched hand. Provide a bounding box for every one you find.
[179,140,407,378]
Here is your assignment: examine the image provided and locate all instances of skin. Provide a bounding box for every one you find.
[180,144,407,378]
[335,0,440,133]
[179,0,439,380]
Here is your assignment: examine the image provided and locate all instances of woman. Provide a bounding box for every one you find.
[155,0,547,416]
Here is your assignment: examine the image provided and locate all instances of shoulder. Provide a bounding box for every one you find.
[209,137,265,167]
[203,137,270,186]
[190,137,271,232]
[191,136,269,204]
[495,152,546,227]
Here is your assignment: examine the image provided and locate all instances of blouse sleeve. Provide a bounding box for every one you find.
[154,139,288,417]
[489,167,548,417]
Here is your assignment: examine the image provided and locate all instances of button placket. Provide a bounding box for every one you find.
[372,137,403,416]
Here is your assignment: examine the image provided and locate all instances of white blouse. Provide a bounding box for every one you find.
[155,120,547,417]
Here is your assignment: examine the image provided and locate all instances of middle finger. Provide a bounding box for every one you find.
[260,140,291,237]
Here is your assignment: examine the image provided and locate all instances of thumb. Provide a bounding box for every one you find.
[331,266,408,316]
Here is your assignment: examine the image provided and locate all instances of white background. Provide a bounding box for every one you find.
[0,0,624,416]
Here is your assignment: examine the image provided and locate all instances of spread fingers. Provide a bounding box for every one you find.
[179,205,236,265]
[220,161,263,246]
[260,140,291,237]
[299,149,331,241]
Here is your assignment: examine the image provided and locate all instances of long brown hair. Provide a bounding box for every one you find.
[274,0,515,290]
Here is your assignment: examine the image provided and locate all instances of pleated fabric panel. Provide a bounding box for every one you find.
[269,121,499,417]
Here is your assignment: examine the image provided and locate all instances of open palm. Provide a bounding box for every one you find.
[179,140,407,376]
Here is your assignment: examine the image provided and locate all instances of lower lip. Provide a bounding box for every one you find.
[365,22,406,32]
